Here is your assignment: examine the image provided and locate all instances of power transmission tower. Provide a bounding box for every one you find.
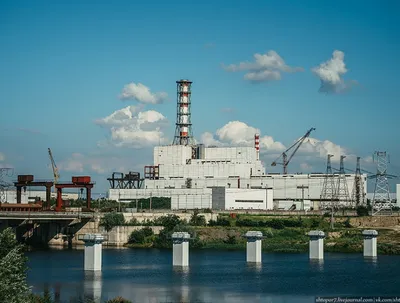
[371,151,392,215]
[0,168,13,203]
[351,157,366,207]
[320,154,336,209]
[335,156,351,207]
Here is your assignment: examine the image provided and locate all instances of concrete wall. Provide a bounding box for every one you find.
[225,188,271,210]
[101,226,163,246]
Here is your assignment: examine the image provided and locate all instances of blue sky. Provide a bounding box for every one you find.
[0,0,399,194]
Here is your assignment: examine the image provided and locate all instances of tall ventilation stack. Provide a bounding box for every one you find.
[173,79,194,146]
[254,133,260,160]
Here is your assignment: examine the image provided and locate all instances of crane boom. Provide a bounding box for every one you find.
[48,148,60,185]
[271,127,316,174]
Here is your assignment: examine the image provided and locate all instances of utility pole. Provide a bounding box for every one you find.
[351,157,365,207]
[320,154,336,210]
[372,151,392,215]
[336,156,351,207]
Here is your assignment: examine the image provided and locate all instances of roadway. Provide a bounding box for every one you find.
[0,211,96,220]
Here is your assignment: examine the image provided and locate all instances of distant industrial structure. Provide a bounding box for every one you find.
[108,79,367,211]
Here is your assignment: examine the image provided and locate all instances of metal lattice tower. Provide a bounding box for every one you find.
[173,79,195,146]
[351,157,366,206]
[0,168,13,203]
[320,154,336,209]
[372,151,392,214]
[335,155,351,207]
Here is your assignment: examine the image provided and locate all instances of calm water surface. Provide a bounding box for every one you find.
[26,247,400,303]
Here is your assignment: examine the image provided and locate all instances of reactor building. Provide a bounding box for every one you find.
[107,79,367,211]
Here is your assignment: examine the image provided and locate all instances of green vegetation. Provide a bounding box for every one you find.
[124,214,400,254]
[63,197,171,211]
[99,212,126,232]
[0,227,30,303]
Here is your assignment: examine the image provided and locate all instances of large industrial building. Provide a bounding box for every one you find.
[108,79,367,211]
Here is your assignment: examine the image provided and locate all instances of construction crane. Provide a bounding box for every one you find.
[48,148,60,187]
[271,127,316,174]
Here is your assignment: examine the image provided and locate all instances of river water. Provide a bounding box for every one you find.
[26,247,400,303]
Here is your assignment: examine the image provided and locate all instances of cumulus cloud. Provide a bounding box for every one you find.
[223,50,303,82]
[312,50,357,94]
[297,137,373,170]
[200,121,286,152]
[200,122,373,174]
[119,83,168,104]
[95,106,169,148]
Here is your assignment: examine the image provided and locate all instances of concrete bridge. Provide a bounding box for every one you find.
[0,211,97,246]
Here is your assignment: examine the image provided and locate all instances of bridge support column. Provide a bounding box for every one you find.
[308,230,325,260]
[79,234,105,271]
[16,186,22,204]
[244,231,263,263]
[56,188,62,211]
[362,230,378,258]
[172,232,190,267]
[45,185,52,210]
[86,187,91,209]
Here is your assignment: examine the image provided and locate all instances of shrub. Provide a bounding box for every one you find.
[208,217,230,227]
[356,206,370,216]
[224,235,237,245]
[189,212,207,226]
[153,215,182,231]
[236,219,258,227]
[128,227,154,244]
[343,217,352,228]
[99,212,125,232]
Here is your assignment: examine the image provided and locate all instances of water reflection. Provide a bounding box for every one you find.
[246,262,262,273]
[172,265,190,275]
[309,259,324,272]
[83,271,102,303]
[364,256,378,268]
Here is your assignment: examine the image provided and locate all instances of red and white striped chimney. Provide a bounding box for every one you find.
[254,133,260,160]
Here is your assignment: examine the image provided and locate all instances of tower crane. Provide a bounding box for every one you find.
[48,148,60,190]
[271,127,316,174]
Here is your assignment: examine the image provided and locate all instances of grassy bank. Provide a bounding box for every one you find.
[122,213,400,255]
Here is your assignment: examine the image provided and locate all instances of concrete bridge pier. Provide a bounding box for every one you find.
[79,234,105,271]
[308,230,325,260]
[244,231,263,263]
[362,230,378,258]
[172,232,190,267]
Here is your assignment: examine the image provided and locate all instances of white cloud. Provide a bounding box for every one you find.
[119,83,168,104]
[200,122,373,174]
[311,50,357,94]
[200,121,286,152]
[300,162,313,171]
[0,152,5,161]
[58,153,84,172]
[96,106,169,148]
[223,50,303,82]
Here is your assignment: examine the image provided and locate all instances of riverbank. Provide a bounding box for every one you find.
[124,214,400,254]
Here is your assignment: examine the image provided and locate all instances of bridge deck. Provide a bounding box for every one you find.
[0,211,96,220]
